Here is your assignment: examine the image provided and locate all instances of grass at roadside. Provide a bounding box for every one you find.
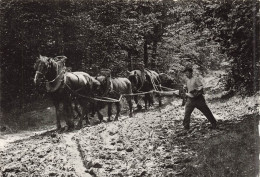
[181,114,259,177]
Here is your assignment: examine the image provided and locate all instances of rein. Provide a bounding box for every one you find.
[64,82,122,103]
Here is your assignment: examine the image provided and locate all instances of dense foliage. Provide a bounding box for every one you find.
[0,0,259,116]
[200,0,260,94]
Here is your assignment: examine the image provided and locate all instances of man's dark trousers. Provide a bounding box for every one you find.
[183,95,217,129]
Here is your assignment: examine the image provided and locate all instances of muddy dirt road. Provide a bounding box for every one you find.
[0,90,259,177]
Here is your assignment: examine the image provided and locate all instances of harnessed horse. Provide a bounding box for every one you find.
[34,55,100,130]
[94,75,133,121]
[159,73,186,105]
[128,69,162,110]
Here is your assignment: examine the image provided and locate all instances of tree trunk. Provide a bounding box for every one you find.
[151,40,157,70]
[253,0,259,93]
[144,38,148,68]
[127,50,133,71]
[56,29,64,55]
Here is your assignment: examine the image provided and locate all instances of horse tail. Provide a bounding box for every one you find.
[124,79,133,101]
[127,79,133,94]
[149,71,161,91]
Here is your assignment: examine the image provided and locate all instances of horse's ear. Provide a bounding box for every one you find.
[34,62,37,70]
[93,79,101,86]
[134,71,138,76]
[55,56,67,62]
[106,74,111,79]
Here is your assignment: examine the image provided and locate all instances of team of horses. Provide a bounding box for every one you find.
[34,55,182,131]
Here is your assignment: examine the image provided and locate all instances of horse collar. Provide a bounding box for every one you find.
[46,70,66,92]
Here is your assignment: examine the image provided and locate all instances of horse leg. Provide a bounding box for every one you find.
[135,95,142,110]
[91,102,103,122]
[107,103,113,122]
[52,99,62,131]
[144,94,149,110]
[114,102,121,121]
[77,113,83,129]
[87,102,95,118]
[76,100,89,129]
[63,100,75,131]
[158,93,162,107]
[96,110,103,123]
[82,103,91,126]
[73,100,82,119]
[149,93,154,107]
[76,107,90,129]
[127,96,133,117]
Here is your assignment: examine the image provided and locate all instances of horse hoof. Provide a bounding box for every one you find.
[57,128,63,133]
[57,127,66,133]
[66,127,74,132]
[76,124,82,130]
[107,119,112,122]
[56,125,62,131]
[98,116,104,122]
[137,105,142,111]
[70,123,75,129]
[129,114,133,117]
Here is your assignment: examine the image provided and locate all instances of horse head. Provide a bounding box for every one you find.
[128,70,141,92]
[159,73,178,89]
[34,55,51,85]
[34,55,66,86]
[95,75,112,96]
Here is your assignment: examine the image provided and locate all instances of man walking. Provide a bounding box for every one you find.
[183,66,217,130]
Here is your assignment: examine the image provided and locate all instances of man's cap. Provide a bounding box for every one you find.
[182,66,193,73]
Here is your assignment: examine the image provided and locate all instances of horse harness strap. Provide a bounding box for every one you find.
[136,70,145,92]
[102,77,113,97]
[46,70,66,92]
[63,81,122,103]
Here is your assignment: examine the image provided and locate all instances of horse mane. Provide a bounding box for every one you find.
[42,55,67,74]
[96,75,113,96]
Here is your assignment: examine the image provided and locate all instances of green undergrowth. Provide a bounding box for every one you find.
[183,114,259,177]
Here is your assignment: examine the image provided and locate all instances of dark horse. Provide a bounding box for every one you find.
[128,69,162,110]
[34,55,100,130]
[159,73,186,105]
[94,74,133,122]
[159,73,179,89]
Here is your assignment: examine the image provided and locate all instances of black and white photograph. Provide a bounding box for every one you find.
[0,0,259,176]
